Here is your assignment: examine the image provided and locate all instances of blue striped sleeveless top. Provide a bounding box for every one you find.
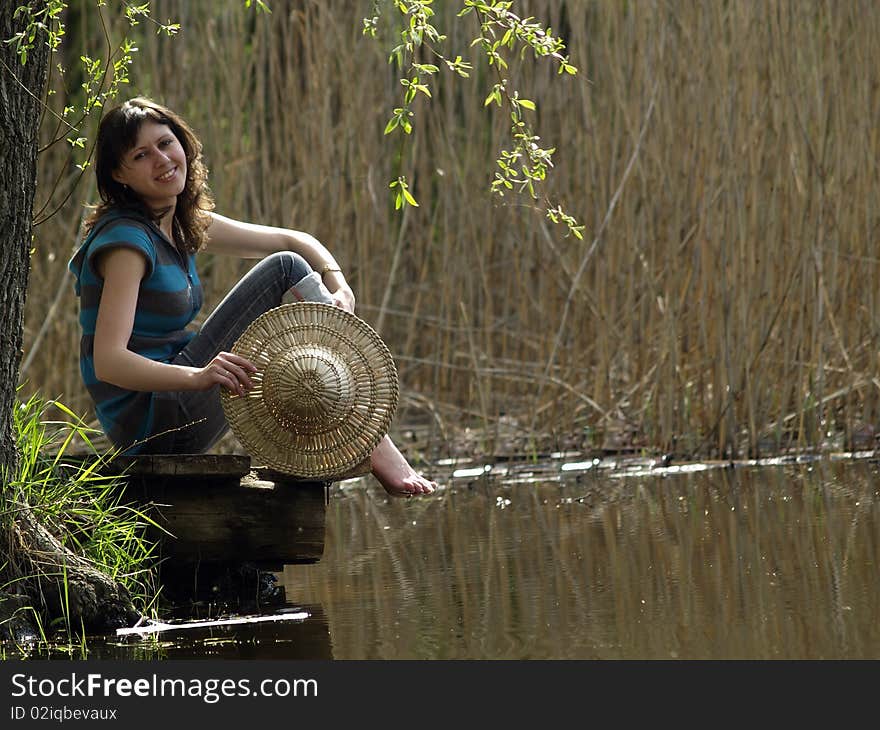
[69,209,203,452]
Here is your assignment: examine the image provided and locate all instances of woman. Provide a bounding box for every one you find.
[69,97,435,497]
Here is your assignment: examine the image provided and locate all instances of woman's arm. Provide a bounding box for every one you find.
[205,212,355,312]
[93,247,255,394]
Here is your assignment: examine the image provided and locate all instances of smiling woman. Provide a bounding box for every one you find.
[68,97,436,497]
[112,122,188,212]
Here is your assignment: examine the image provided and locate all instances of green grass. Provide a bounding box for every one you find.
[1,392,161,654]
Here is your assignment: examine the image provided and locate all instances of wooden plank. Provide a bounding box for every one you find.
[60,453,328,568]
[132,475,328,567]
[60,453,252,481]
[108,454,252,479]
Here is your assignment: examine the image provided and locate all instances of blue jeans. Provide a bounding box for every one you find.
[140,251,314,454]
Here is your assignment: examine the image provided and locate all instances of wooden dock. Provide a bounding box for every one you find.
[95,454,329,570]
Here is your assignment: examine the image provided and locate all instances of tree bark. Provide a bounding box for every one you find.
[0,5,50,482]
[13,504,139,630]
[0,7,140,632]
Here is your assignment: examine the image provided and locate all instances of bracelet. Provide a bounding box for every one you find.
[320,264,342,277]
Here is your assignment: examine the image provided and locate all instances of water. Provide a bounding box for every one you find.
[68,457,880,658]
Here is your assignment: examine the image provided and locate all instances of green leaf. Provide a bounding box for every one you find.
[517,98,536,111]
[402,188,419,207]
[484,88,502,107]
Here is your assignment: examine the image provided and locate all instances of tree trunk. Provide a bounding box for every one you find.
[0,7,140,632]
[13,504,139,630]
[0,5,50,482]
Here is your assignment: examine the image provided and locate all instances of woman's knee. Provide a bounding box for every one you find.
[263,250,312,286]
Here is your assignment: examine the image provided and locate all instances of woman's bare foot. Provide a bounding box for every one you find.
[370,435,437,497]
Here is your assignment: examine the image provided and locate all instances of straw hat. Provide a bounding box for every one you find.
[221,302,398,478]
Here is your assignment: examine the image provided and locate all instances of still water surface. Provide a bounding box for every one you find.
[99,457,880,659]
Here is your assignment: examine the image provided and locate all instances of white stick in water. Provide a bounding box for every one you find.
[116,611,310,636]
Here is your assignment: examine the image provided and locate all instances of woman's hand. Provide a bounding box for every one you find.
[321,269,355,313]
[193,352,257,395]
[331,284,356,314]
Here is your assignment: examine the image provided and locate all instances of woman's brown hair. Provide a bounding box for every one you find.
[84,97,214,253]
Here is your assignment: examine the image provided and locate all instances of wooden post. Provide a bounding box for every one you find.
[93,455,328,569]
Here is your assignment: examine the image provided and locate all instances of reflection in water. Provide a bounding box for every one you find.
[82,605,332,660]
[48,459,878,660]
[281,460,880,659]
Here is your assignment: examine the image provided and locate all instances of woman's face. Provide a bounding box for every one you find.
[112,120,187,209]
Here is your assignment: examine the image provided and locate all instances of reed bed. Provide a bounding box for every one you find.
[22,0,880,458]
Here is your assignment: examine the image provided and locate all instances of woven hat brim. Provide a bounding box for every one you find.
[221,303,398,478]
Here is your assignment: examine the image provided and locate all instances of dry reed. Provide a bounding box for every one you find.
[22,0,880,459]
